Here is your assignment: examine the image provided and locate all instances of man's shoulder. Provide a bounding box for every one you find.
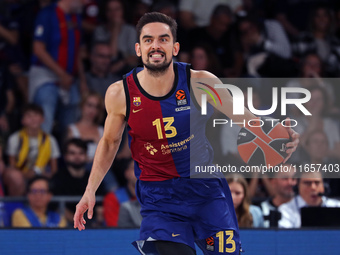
[8,130,20,140]
[250,204,263,215]
[190,69,216,79]
[279,197,296,212]
[105,80,125,100]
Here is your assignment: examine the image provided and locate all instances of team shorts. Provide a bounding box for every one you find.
[132,177,241,254]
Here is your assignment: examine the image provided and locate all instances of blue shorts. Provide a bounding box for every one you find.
[132,177,241,254]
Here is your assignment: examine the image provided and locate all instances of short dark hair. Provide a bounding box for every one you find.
[211,4,232,19]
[136,12,177,42]
[27,176,51,194]
[63,138,88,155]
[23,104,44,117]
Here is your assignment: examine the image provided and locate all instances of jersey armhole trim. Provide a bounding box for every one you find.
[186,64,201,111]
[123,74,130,122]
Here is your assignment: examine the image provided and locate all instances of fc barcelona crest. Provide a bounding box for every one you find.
[133,97,141,107]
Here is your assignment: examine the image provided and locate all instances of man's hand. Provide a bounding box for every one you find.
[58,72,74,90]
[74,191,96,231]
[0,115,9,132]
[283,118,300,163]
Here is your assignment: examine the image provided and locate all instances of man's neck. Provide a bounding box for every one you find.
[272,196,292,207]
[138,63,175,97]
[25,128,41,137]
[90,68,107,78]
[31,206,47,217]
[67,167,86,178]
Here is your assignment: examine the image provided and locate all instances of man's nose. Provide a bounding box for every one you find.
[152,40,160,49]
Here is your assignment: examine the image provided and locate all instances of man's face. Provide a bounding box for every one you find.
[22,111,44,130]
[68,0,84,13]
[91,44,111,74]
[211,14,231,35]
[106,0,124,23]
[28,179,52,210]
[299,173,324,206]
[272,170,296,200]
[135,22,179,75]
[64,144,87,168]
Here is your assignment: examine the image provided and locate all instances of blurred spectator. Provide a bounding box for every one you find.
[260,166,297,227]
[335,8,340,39]
[104,159,137,227]
[152,0,177,19]
[294,85,340,161]
[234,0,259,17]
[0,63,15,136]
[291,6,340,76]
[11,0,52,70]
[66,92,104,163]
[285,54,338,117]
[52,138,106,226]
[0,0,20,63]
[279,171,340,228]
[85,42,120,98]
[117,160,141,228]
[82,0,100,44]
[304,130,333,165]
[237,14,292,77]
[4,104,60,196]
[129,0,151,26]
[11,176,67,228]
[184,5,243,77]
[29,0,85,133]
[93,0,138,76]
[226,174,264,227]
[190,43,222,76]
[0,0,28,105]
[152,0,186,64]
[0,137,5,197]
[178,0,242,30]
[285,53,337,110]
[276,0,334,39]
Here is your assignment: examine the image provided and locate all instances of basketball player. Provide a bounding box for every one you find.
[74,12,299,254]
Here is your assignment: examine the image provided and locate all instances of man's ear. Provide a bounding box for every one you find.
[135,43,141,57]
[173,42,180,57]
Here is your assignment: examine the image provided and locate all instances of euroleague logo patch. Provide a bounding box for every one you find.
[206,236,214,251]
[176,90,187,106]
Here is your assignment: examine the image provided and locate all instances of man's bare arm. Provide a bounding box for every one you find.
[190,70,256,123]
[74,80,126,230]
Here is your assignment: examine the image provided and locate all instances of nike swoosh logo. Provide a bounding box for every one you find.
[132,109,143,113]
[172,233,180,237]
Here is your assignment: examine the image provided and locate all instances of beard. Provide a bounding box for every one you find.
[142,51,172,76]
[66,161,86,171]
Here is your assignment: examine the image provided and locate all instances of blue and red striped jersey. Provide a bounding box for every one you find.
[31,3,81,75]
[123,62,214,181]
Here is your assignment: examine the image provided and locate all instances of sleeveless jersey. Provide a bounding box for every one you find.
[123,62,214,181]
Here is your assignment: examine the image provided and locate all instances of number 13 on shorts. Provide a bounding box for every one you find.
[202,230,240,254]
[216,230,235,253]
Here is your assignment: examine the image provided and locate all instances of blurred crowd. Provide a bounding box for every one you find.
[0,0,340,229]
